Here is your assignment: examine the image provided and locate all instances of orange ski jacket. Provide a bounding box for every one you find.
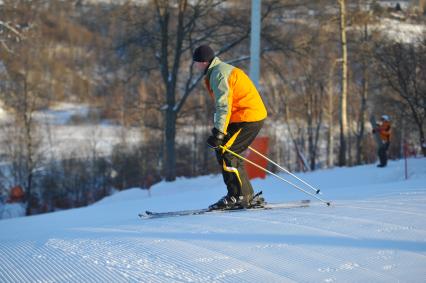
[204,57,267,134]
[376,120,391,142]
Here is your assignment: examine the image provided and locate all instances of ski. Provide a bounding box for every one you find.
[139,199,310,219]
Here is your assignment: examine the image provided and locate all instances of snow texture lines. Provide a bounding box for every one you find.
[1,158,426,283]
[46,236,293,283]
[194,216,395,282]
[190,199,426,282]
[0,240,127,283]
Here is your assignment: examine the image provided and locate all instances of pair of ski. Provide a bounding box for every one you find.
[139,199,310,219]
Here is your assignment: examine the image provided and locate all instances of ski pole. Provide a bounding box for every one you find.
[248,146,321,194]
[219,146,331,206]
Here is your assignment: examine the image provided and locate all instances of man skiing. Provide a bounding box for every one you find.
[192,45,267,210]
[373,115,391,167]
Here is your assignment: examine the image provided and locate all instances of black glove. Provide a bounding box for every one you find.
[206,128,225,149]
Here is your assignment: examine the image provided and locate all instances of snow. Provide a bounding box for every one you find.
[0,158,425,282]
[378,18,426,44]
[0,102,142,159]
[34,102,91,125]
[0,203,25,219]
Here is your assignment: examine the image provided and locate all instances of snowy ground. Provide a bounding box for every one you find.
[0,102,143,160]
[0,158,425,282]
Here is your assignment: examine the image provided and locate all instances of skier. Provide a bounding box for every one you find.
[373,114,391,167]
[192,45,267,210]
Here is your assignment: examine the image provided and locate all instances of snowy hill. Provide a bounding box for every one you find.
[0,158,425,282]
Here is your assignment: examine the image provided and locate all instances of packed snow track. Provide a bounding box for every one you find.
[0,159,425,282]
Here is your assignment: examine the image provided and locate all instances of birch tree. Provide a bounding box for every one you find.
[337,0,349,166]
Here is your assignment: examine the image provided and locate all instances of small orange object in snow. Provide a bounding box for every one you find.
[8,185,25,203]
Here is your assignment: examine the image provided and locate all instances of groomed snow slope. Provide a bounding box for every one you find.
[0,158,425,282]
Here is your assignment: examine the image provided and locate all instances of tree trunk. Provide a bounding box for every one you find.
[338,0,348,166]
[356,73,368,164]
[356,24,369,165]
[327,64,335,167]
[165,107,177,181]
[23,74,35,215]
[155,0,188,181]
[420,133,426,157]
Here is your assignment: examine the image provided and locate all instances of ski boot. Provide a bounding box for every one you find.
[248,191,266,208]
[234,191,266,209]
[208,195,238,210]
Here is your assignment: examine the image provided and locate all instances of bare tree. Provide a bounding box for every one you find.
[114,0,287,181]
[350,7,377,165]
[0,0,27,54]
[0,0,53,214]
[374,39,426,156]
[1,62,44,215]
[0,21,23,53]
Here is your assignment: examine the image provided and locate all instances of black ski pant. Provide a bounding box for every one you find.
[378,141,390,166]
[215,120,264,198]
